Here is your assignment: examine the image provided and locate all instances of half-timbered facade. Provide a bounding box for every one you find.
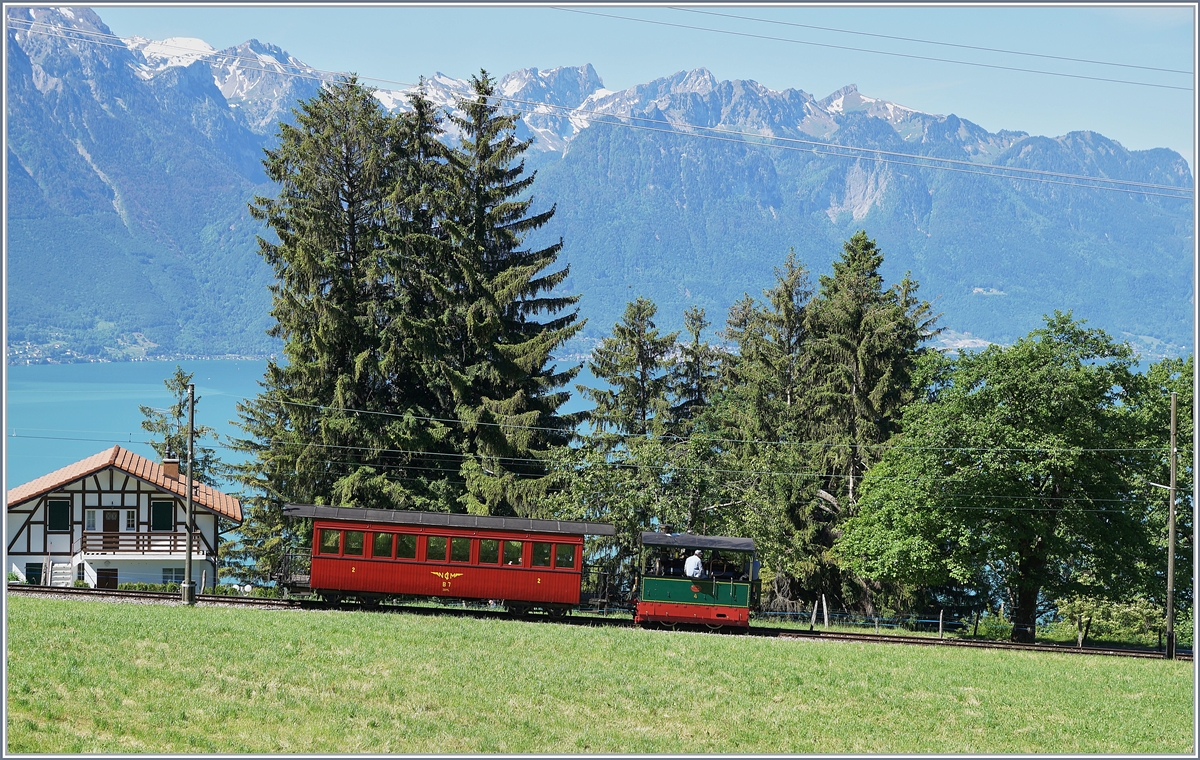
[6,446,242,589]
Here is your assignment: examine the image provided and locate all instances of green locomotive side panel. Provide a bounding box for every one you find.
[640,577,752,608]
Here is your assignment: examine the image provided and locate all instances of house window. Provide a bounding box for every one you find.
[151,501,174,531]
[163,568,185,585]
[77,564,85,582]
[85,510,96,531]
[47,500,71,532]
[25,563,43,585]
[125,510,136,531]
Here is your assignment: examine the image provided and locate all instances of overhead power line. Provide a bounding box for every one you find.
[7,432,1166,512]
[11,19,1194,199]
[668,7,1194,75]
[551,7,1193,92]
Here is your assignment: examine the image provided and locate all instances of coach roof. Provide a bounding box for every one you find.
[284,503,616,536]
[641,531,755,552]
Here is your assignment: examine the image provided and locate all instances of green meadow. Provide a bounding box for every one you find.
[6,595,1193,754]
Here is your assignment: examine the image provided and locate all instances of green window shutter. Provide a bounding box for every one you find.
[47,500,71,532]
[151,501,174,531]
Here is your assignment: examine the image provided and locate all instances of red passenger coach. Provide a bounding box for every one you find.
[284,504,615,612]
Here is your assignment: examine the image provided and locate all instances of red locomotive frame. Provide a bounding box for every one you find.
[286,504,615,610]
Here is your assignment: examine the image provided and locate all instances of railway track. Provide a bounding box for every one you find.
[10,584,1190,661]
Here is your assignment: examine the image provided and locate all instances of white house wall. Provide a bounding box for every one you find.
[7,466,231,581]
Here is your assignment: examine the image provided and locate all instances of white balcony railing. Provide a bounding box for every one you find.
[75,533,206,556]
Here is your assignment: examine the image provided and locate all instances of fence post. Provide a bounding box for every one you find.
[972,611,980,637]
[875,615,879,633]
[939,609,944,638]
[1077,614,1083,648]
[821,594,829,628]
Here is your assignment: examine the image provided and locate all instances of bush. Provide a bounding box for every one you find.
[975,613,1013,641]
[116,582,182,593]
[72,580,89,588]
[1052,596,1165,647]
[7,571,21,583]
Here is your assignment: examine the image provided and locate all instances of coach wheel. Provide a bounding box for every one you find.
[548,607,569,620]
[508,604,530,617]
[322,592,343,607]
[359,596,381,610]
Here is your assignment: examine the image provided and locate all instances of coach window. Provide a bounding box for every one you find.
[503,540,523,566]
[344,531,365,556]
[396,534,417,559]
[479,539,500,564]
[450,537,471,563]
[426,536,448,562]
[532,542,552,567]
[372,533,393,559]
[47,499,71,532]
[319,529,341,555]
[555,544,576,569]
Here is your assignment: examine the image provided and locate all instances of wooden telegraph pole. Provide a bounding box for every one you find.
[182,383,196,606]
[1166,392,1178,659]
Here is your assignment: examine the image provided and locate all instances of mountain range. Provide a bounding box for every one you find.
[6,6,1194,364]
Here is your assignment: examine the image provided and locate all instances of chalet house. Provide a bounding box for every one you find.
[7,446,242,589]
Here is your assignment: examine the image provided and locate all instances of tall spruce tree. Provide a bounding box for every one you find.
[230,78,435,580]
[440,71,583,516]
[807,231,938,507]
[669,306,720,435]
[581,296,678,446]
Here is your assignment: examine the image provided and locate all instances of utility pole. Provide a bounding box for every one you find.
[1166,392,1177,659]
[182,383,196,606]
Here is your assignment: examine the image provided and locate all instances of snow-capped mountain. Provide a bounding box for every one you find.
[6,5,1194,364]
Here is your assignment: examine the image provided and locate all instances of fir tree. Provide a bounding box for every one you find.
[439,71,584,517]
[231,77,422,580]
[669,305,720,435]
[806,231,938,506]
[139,365,225,487]
[581,296,678,446]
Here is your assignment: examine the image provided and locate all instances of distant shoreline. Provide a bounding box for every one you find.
[6,353,275,367]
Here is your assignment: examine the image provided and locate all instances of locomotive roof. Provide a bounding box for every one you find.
[641,531,755,552]
[284,503,616,537]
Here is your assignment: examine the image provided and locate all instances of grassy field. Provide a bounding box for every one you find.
[6,595,1194,754]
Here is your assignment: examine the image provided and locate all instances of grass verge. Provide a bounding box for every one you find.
[6,595,1194,754]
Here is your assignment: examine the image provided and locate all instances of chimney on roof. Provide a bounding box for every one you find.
[162,458,180,479]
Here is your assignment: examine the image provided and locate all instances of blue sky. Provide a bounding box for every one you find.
[92,4,1195,170]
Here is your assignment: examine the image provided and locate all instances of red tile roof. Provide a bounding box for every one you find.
[7,446,242,523]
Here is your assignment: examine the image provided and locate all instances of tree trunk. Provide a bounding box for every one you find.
[1010,577,1041,643]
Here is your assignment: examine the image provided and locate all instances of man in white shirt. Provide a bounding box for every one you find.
[684,549,703,578]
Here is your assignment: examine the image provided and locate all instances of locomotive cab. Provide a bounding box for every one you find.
[634,532,760,628]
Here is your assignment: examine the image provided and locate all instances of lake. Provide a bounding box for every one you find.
[4,359,598,490]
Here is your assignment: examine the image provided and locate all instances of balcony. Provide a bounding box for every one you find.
[76,532,207,557]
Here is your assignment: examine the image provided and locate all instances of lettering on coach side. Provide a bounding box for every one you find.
[431,571,464,591]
